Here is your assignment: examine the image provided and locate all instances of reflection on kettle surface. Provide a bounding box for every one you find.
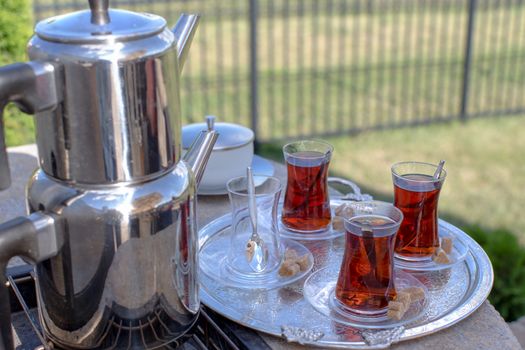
[29,163,199,349]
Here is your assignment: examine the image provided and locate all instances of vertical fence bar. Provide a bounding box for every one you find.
[412,0,426,123]
[283,0,290,137]
[336,0,347,132]
[323,0,334,132]
[249,0,259,147]
[434,0,446,119]
[502,0,515,112]
[349,0,359,132]
[232,2,241,123]
[310,0,319,135]
[477,0,489,114]
[298,1,306,137]
[215,2,226,119]
[198,0,209,117]
[364,1,373,129]
[460,0,477,121]
[490,1,505,113]
[402,1,414,125]
[450,1,463,118]
[512,0,525,109]
[267,0,276,138]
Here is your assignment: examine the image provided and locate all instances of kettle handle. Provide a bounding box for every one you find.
[0,61,58,190]
[0,213,61,350]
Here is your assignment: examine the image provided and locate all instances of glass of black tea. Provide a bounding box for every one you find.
[335,201,403,317]
[391,161,447,261]
[282,140,333,233]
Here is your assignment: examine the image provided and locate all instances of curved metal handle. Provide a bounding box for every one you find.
[327,177,373,202]
[0,61,57,190]
[0,213,61,350]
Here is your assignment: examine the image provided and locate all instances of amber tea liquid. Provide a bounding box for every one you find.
[394,173,441,260]
[335,215,397,315]
[282,151,331,233]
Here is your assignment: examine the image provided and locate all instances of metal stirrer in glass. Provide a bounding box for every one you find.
[246,167,269,272]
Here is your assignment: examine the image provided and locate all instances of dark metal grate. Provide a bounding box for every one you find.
[7,267,268,350]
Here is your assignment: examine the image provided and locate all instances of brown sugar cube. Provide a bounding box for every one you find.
[278,260,300,277]
[396,291,412,309]
[335,203,350,217]
[433,248,451,264]
[295,254,310,271]
[284,249,298,260]
[387,301,406,321]
[388,300,407,313]
[441,237,454,254]
[402,287,426,303]
[332,216,345,231]
[387,308,404,320]
[245,241,255,262]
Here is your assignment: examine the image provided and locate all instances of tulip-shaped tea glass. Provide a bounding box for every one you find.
[335,201,403,318]
[391,161,447,261]
[226,175,282,276]
[282,140,333,234]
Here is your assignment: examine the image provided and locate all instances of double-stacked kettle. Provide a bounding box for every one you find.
[0,0,218,348]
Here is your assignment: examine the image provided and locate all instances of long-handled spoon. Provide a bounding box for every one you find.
[246,167,269,272]
[433,160,445,179]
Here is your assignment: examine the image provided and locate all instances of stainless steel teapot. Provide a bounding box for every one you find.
[0,1,218,349]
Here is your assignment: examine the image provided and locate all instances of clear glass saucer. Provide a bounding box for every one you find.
[278,201,346,241]
[304,267,428,329]
[394,219,470,271]
[279,221,345,241]
[200,231,314,290]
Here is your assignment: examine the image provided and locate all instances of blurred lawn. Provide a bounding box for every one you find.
[8,1,525,238]
[259,115,525,242]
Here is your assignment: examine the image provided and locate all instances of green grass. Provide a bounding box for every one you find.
[7,2,525,145]
[259,115,525,242]
[466,225,525,321]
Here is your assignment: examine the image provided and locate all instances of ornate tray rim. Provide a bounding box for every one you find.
[198,204,494,348]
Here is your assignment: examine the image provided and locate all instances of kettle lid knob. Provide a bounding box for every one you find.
[206,115,216,131]
[89,0,110,25]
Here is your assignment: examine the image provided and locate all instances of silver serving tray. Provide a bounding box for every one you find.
[198,199,493,349]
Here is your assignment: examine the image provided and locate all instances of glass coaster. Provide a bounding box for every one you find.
[394,220,469,271]
[200,230,313,290]
[278,201,346,241]
[279,221,345,241]
[304,267,428,329]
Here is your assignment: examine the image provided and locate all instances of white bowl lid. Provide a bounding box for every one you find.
[182,120,254,151]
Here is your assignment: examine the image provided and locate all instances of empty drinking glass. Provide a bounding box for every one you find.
[226,175,282,276]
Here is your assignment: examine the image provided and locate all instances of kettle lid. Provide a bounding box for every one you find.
[35,0,166,44]
[182,118,254,151]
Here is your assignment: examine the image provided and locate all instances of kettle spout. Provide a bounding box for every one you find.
[172,14,200,72]
[183,116,218,188]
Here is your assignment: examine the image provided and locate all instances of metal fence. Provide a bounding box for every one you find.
[33,0,525,143]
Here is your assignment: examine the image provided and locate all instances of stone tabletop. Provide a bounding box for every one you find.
[2,145,522,350]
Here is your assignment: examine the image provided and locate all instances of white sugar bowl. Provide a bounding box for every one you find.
[182,116,254,194]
